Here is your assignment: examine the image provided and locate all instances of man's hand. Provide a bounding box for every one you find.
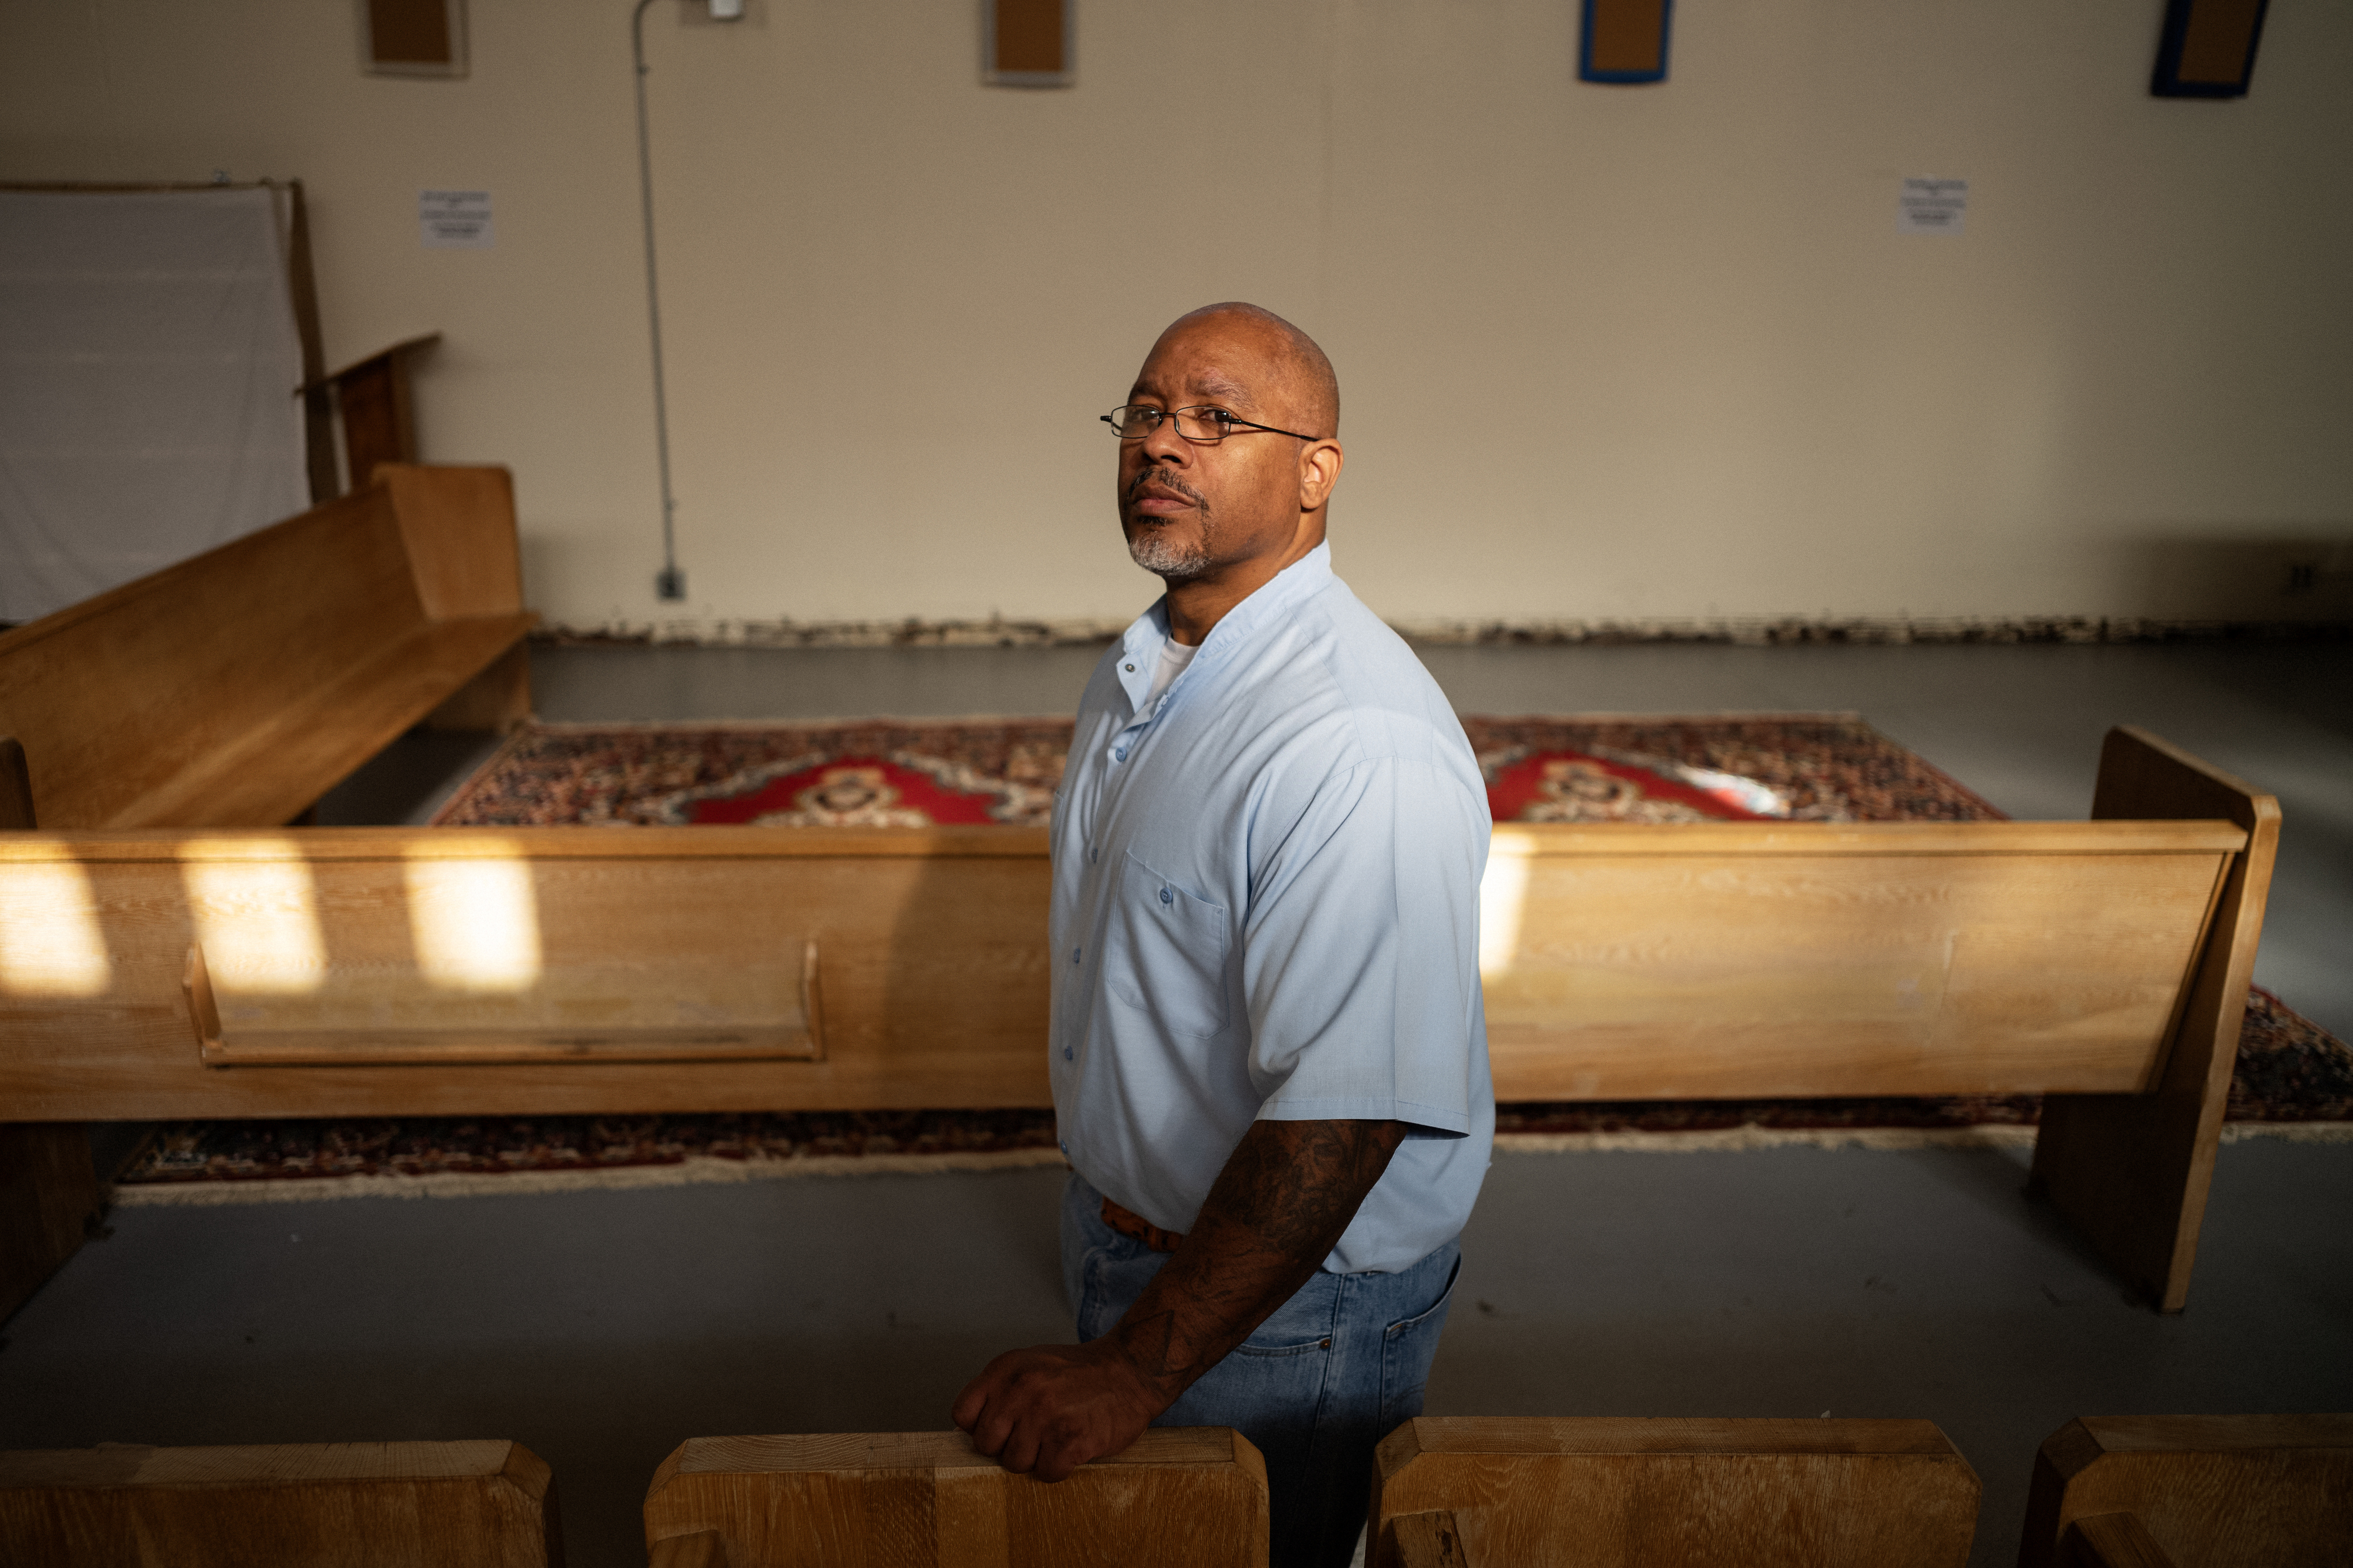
[952,1118,1405,1480]
[952,1337,1162,1482]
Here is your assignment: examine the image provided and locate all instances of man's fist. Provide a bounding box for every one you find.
[951,1340,1165,1482]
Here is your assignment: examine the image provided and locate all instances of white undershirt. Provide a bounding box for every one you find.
[1144,637,1199,710]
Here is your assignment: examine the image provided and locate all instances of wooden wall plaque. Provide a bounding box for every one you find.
[2151,0,2269,98]
[360,0,468,79]
[986,0,1072,88]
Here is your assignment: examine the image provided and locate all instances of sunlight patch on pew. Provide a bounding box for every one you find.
[182,840,329,995]
[0,843,113,996]
[404,844,542,993]
[1478,846,1531,979]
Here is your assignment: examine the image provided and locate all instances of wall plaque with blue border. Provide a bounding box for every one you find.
[1580,0,1672,85]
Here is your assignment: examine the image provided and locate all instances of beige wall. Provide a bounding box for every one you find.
[5,0,2348,633]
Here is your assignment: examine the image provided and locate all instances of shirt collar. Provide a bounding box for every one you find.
[1118,542,1336,675]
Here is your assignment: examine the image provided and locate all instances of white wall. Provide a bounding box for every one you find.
[4,0,2348,632]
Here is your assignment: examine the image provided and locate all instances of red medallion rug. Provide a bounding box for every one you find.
[115,716,2350,1200]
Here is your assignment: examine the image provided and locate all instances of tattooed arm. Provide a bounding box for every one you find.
[951,1117,1405,1481]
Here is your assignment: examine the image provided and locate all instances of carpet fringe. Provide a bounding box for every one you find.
[1494,1120,2353,1154]
[109,1147,1071,1207]
[2219,1119,2353,1145]
[1495,1124,2039,1154]
[108,1122,2352,1207]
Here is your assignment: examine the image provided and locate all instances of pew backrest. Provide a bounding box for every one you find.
[0,727,2278,1310]
[0,1439,561,1567]
[0,463,531,830]
[1371,1417,1979,1568]
[642,1429,1268,1567]
[2019,1414,2353,1568]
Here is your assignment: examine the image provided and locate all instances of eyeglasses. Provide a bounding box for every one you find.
[1101,405,1322,444]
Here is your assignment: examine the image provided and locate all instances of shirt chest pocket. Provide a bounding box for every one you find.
[1105,851,1232,1039]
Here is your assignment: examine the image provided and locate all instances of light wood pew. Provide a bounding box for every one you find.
[1370,1417,1980,1568]
[2018,1414,2353,1568]
[641,1429,1268,1567]
[0,461,535,832]
[0,461,534,1316]
[0,1439,562,1566]
[0,727,2275,1309]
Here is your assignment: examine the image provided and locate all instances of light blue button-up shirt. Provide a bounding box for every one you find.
[1049,543,1494,1275]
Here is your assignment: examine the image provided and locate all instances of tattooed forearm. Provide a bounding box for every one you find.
[1104,1118,1405,1403]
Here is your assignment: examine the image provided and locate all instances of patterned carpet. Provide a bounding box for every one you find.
[117,716,2350,1195]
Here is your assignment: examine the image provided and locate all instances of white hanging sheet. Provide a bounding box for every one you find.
[0,187,310,623]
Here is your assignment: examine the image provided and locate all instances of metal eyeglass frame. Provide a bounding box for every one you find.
[1101,405,1324,444]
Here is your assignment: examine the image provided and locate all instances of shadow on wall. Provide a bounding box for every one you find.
[2116,535,2353,624]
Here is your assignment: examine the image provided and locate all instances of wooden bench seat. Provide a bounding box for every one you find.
[0,728,2277,1309]
[0,1439,562,1566]
[0,462,535,831]
[1370,1416,1981,1567]
[2020,1414,2353,1568]
[642,1429,1268,1567]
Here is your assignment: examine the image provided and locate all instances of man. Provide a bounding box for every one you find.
[952,303,1494,1567]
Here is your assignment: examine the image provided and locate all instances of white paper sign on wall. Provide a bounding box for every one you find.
[419,189,494,248]
[1897,178,1967,235]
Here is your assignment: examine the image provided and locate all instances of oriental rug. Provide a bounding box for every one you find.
[114,716,2351,1203]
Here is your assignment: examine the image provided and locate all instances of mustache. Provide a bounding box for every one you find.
[1125,466,1207,513]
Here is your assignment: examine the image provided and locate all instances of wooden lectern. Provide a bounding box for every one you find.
[304,332,442,493]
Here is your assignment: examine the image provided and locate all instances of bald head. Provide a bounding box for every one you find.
[1157,302,1339,438]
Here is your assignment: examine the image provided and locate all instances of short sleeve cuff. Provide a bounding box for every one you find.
[1255,1095,1472,1139]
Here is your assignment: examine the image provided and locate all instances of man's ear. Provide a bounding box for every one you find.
[1298,439,1344,512]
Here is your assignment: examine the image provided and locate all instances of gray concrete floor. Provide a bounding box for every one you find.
[19,638,2348,1568]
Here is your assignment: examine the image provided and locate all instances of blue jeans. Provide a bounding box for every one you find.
[1061,1173,1461,1568]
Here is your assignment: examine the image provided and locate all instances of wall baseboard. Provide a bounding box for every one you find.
[535,614,2353,649]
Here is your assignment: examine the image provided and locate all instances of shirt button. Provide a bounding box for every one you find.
[1124,663,1135,672]
[1063,1047,1074,1060]
[1115,748,1128,761]
[1072,946,1082,963]
[1159,888,1173,905]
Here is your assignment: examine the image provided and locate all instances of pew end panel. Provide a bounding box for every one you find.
[2031,728,2281,1312]
[0,744,101,1324]
[2018,1414,2353,1568]
[0,1122,100,1324]
[0,1438,562,1567]
[429,642,534,733]
[642,1428,1269,1568]
[376,462,526,620]
[1369,1416,1979,1568]
[0,738,31,833]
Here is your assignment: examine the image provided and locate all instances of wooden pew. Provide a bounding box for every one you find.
[641,1429,1268,1567]
[0,461,535,1317]
[1369,1416,1980,1568]
[0,461,535,832]
[2019,1414,2353,1568]
[0,1439,562,1566]
[0,727,2275,1309]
